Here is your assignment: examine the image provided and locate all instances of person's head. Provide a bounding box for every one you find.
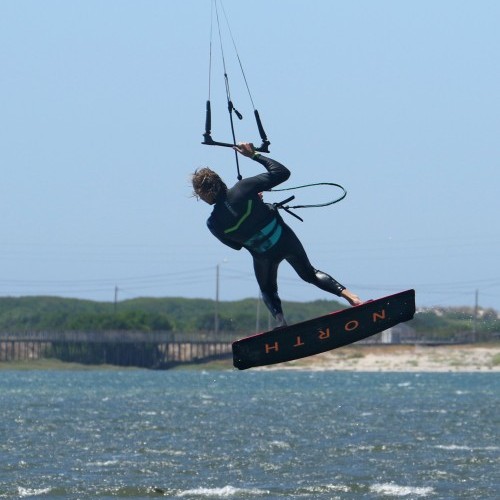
[191,167,227,205]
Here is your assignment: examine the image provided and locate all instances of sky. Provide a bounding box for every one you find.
[1,0,499,311]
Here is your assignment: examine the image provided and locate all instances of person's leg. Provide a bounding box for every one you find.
[281,229,362,306]
[253,255,287,327]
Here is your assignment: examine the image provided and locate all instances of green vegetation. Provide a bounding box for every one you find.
[0,297,172,332]
[411,307,500,341]
[0,296,498,341]
[0,296,343,334]
[491,353,500,366]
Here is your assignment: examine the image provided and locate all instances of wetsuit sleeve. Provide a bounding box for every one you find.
[237,154,290,193]
[207,219,243,251]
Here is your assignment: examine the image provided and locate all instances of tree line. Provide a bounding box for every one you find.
[0,295,498,340]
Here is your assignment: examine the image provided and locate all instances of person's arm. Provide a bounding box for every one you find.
[233,142,290,191]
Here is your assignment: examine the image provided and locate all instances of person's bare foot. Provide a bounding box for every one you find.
[341,289,362,306]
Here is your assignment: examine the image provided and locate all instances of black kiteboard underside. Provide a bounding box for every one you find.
[232,289,416,370]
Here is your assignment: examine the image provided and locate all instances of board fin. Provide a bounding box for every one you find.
[232,289,416,370]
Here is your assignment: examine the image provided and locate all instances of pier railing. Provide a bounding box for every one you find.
[0,330,235,368]
[0,328,486,368]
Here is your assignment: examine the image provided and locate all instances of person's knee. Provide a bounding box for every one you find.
[290,260,316,283]
[300,267,318,284]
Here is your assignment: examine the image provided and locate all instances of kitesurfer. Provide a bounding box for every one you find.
[192,142,362,327]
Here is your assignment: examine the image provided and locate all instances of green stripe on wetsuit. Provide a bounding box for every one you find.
[224,200,253,234]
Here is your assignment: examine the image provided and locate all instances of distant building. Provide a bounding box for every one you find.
[359,323,416,344]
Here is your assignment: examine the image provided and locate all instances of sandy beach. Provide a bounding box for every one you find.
[269,343,500,372]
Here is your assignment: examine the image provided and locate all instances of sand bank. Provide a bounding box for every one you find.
[271,344,500,372]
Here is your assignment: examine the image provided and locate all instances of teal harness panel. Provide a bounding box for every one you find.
[244,218,282,254]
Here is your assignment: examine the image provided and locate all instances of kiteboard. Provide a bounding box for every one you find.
[232,289,416,370]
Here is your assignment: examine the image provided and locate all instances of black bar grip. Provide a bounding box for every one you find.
[254,109,268,141]
[201,139,233,148]
[255,144,270,153]
[201,102,271,153]
[201,138,272,153]
[254,110,270,152]
[204,100,212,135]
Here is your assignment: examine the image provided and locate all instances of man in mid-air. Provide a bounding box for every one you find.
[192,142,362,328]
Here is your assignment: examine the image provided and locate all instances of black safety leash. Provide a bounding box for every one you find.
[269,182,348,222]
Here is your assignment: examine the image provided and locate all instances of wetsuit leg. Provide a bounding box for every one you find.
[280,227,346,296]
[252,255,283,318]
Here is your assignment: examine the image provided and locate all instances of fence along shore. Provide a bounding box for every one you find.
[0,330,234,368]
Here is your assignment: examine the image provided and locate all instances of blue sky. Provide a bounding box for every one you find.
[1,1,499,311]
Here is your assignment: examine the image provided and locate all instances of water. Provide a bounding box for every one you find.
[0,370,498,499]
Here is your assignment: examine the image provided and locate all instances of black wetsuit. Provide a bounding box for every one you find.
[207,154,346,319]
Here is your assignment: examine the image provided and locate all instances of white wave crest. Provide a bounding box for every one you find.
[370,483,434,497]
[434,444,471,451]
[18,487,52,497]
[179,485,269,497]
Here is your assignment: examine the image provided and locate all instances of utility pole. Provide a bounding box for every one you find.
[114,286,119,313]
[473,289,479,342]
[214,259,227,336]
[256,292,261,333]
[215,264,220,335]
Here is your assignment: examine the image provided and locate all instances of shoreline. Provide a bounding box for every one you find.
[1,344,499,372]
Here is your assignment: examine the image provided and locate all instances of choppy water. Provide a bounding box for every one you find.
[0,369,498,499]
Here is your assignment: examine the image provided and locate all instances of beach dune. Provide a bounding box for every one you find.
[271,344,500,372]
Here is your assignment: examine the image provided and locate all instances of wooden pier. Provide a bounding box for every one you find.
[0,331,234,369]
